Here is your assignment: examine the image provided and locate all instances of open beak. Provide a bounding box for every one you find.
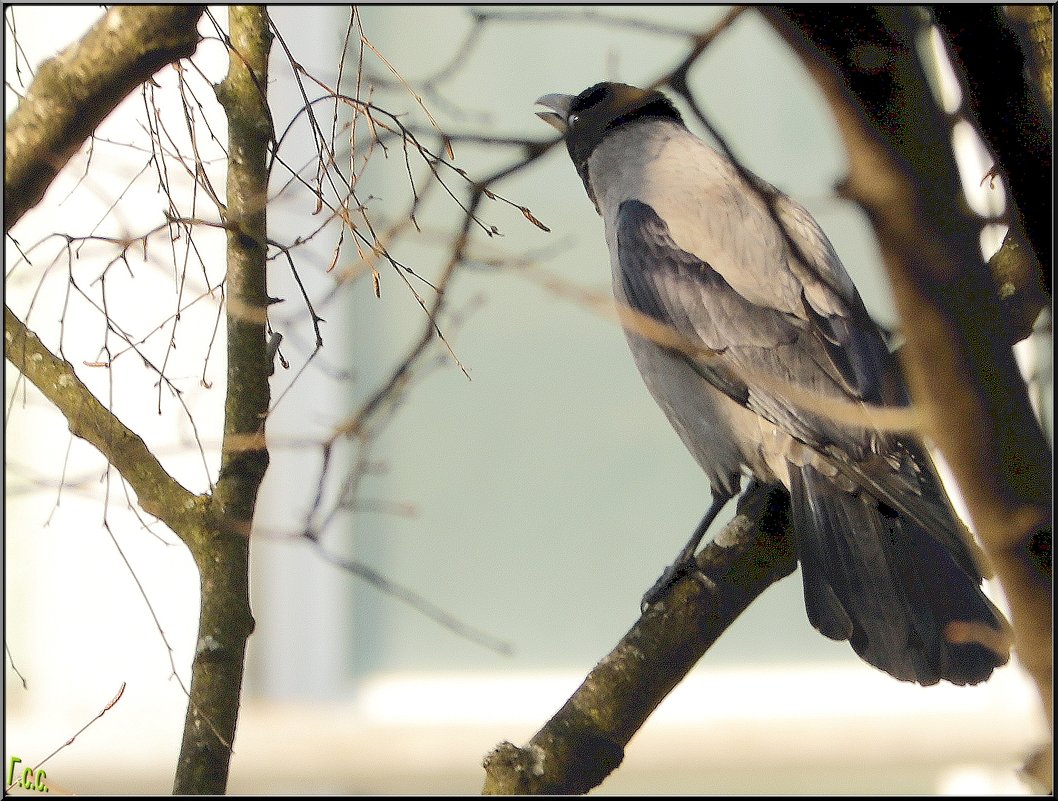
[535,93,575,134]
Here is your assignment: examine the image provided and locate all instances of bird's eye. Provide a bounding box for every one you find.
[568,113,580,126]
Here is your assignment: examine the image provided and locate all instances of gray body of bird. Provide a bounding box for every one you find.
[536,83,1010,686]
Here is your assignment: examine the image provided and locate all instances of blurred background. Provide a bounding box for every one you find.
[5,5,1051,794]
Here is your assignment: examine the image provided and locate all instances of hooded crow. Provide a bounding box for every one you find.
[536,82,1010,686]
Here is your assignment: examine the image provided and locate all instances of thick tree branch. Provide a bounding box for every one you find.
[4,304,203,530]
[172,6,273,795]
[4,4,205,233]
[986,230,1048,344]
[763,6,1052,787]
[1004,6,1053,120]
[1,4,255,791]
[932,5,1052,296]
[482,483,795,794]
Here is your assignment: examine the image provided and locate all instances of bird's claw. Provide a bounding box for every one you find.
[642,559,689,612]
[641,553,720,612]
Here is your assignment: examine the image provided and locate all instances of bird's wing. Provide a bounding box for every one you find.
[616,198,887,448]
[615,198,978,569]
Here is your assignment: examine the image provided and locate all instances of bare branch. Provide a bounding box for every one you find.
[4,682,127,795]
[483,483,795,794]
[1003,5,1052,120]
[4,303,201,527]
[311,541,512,655]
[469,6,704,40]
[932,6,1051,314]
[4,5,206,232]
[521,266,922,435]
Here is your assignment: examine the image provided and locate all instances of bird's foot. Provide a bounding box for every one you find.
[641,491,735,612]
[641,554,714,612]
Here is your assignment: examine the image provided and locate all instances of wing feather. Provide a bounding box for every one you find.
[616,198,879,452]
[615,198,980,574]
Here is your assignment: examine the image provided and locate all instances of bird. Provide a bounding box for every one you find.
[535,82,1010,686]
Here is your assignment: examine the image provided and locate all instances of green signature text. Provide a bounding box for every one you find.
[7,756,48,793]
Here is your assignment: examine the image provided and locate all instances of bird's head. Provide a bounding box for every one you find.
[535,83,684,208]
[535,82,680,134]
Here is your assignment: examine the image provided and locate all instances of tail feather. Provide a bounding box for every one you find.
[879,515,1011,685]
[790,464,1009,686]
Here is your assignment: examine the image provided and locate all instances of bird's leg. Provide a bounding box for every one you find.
[641,487,739,611]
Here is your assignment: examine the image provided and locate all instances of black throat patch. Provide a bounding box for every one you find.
[562,83,684,212]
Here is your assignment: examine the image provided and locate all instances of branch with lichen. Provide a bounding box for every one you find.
[4,4,270,795]
[4,4,206,233]
[932,6,1051,320]
[4,304,204,527]
[171,5,273,795]
[3,4,212,607]
[482,483,795,794]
